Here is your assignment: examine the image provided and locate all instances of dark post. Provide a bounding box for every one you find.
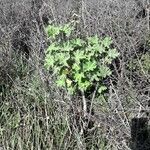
[130,117,150,150]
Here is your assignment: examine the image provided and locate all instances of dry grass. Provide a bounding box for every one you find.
[0,0,150,149]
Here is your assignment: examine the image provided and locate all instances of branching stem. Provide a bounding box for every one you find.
[81,91,87,117]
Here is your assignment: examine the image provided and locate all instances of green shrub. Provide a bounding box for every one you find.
[44,23,119,95]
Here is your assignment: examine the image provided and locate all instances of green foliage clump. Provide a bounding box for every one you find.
[44,23,119,95]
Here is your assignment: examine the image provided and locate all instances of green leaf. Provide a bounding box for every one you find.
[104,56,113,64]
[47,43,60,53]
[98,86,107,94]
[102,37,112,48]
[88,35,99,45]
[74,50,85,63]
[62,41,73,52]
[56,53,70,66]
[86,45,92,52]
[98,65,112,78]
[45,25,61,38]
[98,45,105,54]
[53,67,61,75]
[93,43,101,53]
[61,23,74,37]
[72,63,80,71]
[71,38,85,47]
[78,81,91,91]
[44,55,55,68]
[74,72,85,83]
[86,52,95,59]
[90,74,100,81]
[67,86,76,94]
[107,48,119,59]
[56,75,66,87]
[83,60,97,72]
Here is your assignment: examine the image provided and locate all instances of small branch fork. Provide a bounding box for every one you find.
[81,83,99,125]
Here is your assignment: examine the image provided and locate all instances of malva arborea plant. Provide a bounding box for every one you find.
[44,23,119,116]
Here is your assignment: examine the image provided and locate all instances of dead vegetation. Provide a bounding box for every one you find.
[0,0,150,149]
